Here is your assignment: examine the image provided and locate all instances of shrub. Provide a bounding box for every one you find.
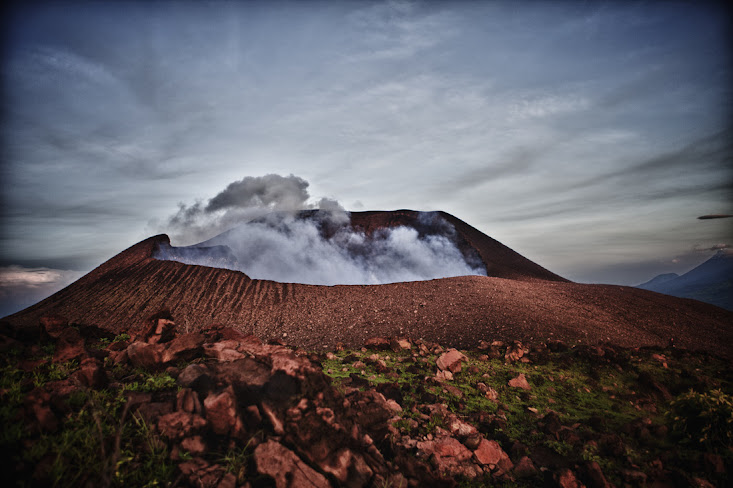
[667,388,733,449]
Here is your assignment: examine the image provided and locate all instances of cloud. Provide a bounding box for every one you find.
[155,211,487,285]
[161,174,343,245]
[698,214,732,220]
[0,266,84,317]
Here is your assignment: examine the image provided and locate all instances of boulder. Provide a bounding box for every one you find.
[254,439,330,488]
[162,332,205,364]
[365,337,391,351]
[157,411,207,440]
[176,388,202,415]
[203,386,245,437]
[436,349,467,373]
[472,439,513,472]
[513,456,537,478]
[73,357,107,389]
[508,373,531,390]
[40,315,69,340]
[126,341,163,369]
[555,469,586,488]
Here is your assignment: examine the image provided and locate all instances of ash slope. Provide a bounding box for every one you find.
[3,211,732,358]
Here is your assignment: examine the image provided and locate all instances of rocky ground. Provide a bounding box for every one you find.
[1,313,731,487]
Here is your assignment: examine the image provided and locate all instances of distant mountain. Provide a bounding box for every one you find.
[636,251,733,311]
[637,273,679,289]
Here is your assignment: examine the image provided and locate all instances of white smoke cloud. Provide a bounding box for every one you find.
[155,174,487,284]
[163,174,341,245]
[156,211,487,285]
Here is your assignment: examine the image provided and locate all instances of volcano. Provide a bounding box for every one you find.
[4,210,732,357]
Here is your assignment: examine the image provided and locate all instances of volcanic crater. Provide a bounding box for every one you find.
[4,210,732,358]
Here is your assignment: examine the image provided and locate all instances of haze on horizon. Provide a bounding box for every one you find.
[1,1,731,317]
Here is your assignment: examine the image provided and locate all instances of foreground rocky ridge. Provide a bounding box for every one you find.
[1,313,731,487]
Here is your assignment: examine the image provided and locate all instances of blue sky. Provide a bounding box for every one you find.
[1,1,731,316]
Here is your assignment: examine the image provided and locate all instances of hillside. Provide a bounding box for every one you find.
[3,211,732,358]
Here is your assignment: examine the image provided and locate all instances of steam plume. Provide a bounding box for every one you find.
[157,175,487,285]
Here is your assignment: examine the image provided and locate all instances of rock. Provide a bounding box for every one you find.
[177,458,228,488]
[180,435,207,455]
[73,357,107,388]
[418,437,480,478]
[513,456,537,478]
[163,332,205,363]
[53,328,86,363]
[504,341,525,363]
[146,318,176,344]
[621,469,647,484]
[508,373,531,390]
[555,468,586,488]
[136,401,173,425]
[176,388,202,414]
[472,439,513,472]
[25,390,58,433]
[365,337,391,350]
[582,461,613,488]
[203,386,245,437]
[435,370,453,382]
[690,478,716,488]
[157,411,207,440]
[204,341,246,362]
[126,341,163,369]
[436,349,467,373]
[391,338,412,352]
[703,452,725,474]
[177,364,213,391]
[446,415,478,439]
[40,315,69,339]
[484,387,499,401]
[254,439,330,488]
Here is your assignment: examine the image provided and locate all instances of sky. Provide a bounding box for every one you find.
[1,1,732,316]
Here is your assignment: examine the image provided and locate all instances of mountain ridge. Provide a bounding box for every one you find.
[3,211,732,358]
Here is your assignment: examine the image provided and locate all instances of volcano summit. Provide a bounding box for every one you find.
[3,210,732,357]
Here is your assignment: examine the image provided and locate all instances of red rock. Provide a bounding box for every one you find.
[136,401,173,424]
[472,439,513,472]
[254,439,330,488]
[504,341,525,362]
[583,461,612,488]
[176,388,202,414]
[446,414,478,439]
[436,349,467,373]
[157,411,207,440]
[203,386,244,437]
[419,437,481,478]
[180,435,207,455]
[365,337,391,350]
[53,328,86,363]
[73,357,107,388]
[204,341,246,362]
[126,341,163,369]
[40,315,69,339]
[177,364,213,390]
[513,456,537,478]
[260,402,284,435]
[390,338,412,351]
[435,370,453,382]
[163,332,204,363]
[508,373,531,390]
[556,468,586,488]
[177,458,227,488]
[147,318,176,344]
